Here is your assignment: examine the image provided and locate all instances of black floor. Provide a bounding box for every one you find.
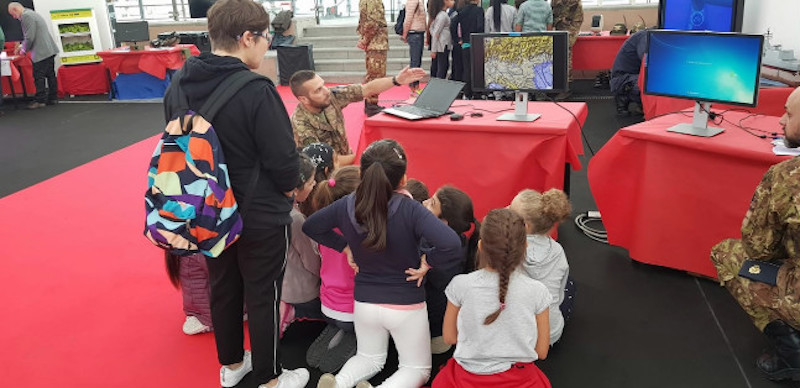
[1,82,795,388]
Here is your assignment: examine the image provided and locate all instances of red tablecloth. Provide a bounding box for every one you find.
[97,44,201,80]
[2,43,35,97]
[587,112,788,278]
[358,101,587,218]
[57,63,110,97]
[573,31,628,71]
[637,64,794,120]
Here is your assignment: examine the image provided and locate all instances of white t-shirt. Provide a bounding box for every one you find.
[445,269,551,374]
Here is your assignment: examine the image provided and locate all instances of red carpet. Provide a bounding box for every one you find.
[0,84,415,387]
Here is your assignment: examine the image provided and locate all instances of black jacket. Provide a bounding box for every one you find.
[163,53,299,228]
[450,3,484,46]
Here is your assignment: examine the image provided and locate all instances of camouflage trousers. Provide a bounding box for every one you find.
[710,239,800,331]
[365,50,387,105]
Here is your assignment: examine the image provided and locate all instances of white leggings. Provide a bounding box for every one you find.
[333,302,432,388]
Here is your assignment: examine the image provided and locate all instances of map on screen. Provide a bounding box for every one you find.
[483,35,554,90]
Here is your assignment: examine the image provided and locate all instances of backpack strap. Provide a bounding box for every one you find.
[199,70,265,121]
[185,70,268,219]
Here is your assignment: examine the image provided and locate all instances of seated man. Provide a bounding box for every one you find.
[289,66,425,166]
[609,29,647,116]
[711,86,800,382]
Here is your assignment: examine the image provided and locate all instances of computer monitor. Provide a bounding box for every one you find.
[644,30,764,137]
[115,21,150,49]
[471,31,569,122]
[189,0,217,18]
[658,0,745,32]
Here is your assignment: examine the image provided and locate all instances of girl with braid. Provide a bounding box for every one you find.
[433,208,552,388]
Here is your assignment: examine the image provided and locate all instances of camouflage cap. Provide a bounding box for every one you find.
[610,23,628,35]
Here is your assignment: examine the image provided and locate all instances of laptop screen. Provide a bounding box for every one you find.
[415,78,465,113]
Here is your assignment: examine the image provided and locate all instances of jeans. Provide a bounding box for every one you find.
[32,55,57,104]
[407,32,424,89]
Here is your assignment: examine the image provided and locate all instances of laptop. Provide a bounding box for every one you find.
[382,78,466,120]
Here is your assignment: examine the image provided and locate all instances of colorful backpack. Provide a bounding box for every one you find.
[144,70,263,258]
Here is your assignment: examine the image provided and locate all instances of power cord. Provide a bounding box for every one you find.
[549,97,595,156]
[574,211,608,244]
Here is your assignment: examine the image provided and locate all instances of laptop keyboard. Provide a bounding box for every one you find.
[399,105,436,118]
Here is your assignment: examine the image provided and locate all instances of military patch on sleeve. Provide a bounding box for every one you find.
[738,260,782,286]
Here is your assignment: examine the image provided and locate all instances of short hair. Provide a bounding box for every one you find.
[405,179,429,203]
[289,70,318,97]
[207,0,270,53]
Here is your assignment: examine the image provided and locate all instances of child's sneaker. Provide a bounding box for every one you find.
[264,368,309,388]
[316,373,337,388]
[220,350,252,387]
[182,316,210,335]
[355,381,374,388]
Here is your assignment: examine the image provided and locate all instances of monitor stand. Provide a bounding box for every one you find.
[497,91,541,122]
[667,101,724,137]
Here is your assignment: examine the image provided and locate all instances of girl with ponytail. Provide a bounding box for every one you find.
[509,188,573,345]
[304,139,462,388]
[433,208,552,388]
[421,185,480,353]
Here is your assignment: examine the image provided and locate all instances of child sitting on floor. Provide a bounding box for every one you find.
[433,208,552,388]
[508,188,574,345]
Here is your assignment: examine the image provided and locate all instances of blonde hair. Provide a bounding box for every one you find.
[509,188,571,235]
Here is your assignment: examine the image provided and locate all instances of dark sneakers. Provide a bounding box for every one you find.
[757,320,800,381]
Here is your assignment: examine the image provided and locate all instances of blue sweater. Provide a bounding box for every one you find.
[303,192,462,304]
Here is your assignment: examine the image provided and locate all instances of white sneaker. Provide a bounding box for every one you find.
[182,316,210,335]
[267,368,310,388]
[355,381,374,388]
[220,350,252,387]
[316,373,337,388]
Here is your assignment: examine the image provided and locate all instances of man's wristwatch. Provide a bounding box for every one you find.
[392,76,401,86]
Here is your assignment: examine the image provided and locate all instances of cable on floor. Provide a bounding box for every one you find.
[573,212,607,244]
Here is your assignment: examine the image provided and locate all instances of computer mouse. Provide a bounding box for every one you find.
[450,113,464,121]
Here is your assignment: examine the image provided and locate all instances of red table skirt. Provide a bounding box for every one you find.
[2,44,35,97]
[573,32,628,71]
[57,63,110,97]
[358,101,587,219]
[588,112,788,278]
[97,44,201,80]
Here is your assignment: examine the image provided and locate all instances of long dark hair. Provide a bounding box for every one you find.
[355,139,407,251]
[312,166,360,212]
[429,0,444,20]
[165,251,181,288]
[490,0,502,31]
[479,208,527,325]
[435,185,480,271]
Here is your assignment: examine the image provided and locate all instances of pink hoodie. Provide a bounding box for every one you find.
[318,230,356,322]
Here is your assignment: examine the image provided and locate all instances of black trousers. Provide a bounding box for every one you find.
[206,224,290,384]
[32,55,58,103]
[449,44,463,82]
[461,47,473,98]
[432,48,451,79]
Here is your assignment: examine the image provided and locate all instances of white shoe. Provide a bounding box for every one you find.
[355,381,374,388]
[182,316,210,335]
[220,350,252,387]
[316,373,337,388]
[268,368,310,388]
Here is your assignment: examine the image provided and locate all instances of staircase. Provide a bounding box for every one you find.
[296,23,432,84]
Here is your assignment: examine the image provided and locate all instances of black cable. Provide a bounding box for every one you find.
[547,96,595,156]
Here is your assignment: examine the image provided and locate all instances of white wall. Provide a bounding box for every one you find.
[742,0,799,55]
[32,0,114,51]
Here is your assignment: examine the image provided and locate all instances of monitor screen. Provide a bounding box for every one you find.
[644,30,763,107]
[115,21,150,43]
[470,31,569,93]
[189,0,216,18]
[658,0,744,32]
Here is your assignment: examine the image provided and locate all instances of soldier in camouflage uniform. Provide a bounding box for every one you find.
[551,0,582,99]
[358,0,389,116]
[289,66,426,166]
[711,87,800,382]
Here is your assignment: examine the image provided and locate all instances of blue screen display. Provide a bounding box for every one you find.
[662,0,736,32]
[645,32,762,106]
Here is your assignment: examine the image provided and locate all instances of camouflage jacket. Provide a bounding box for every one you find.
[291,84,364,155]
[551,0,583,33]
[741,157,800,265]
[358,0,389,51]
